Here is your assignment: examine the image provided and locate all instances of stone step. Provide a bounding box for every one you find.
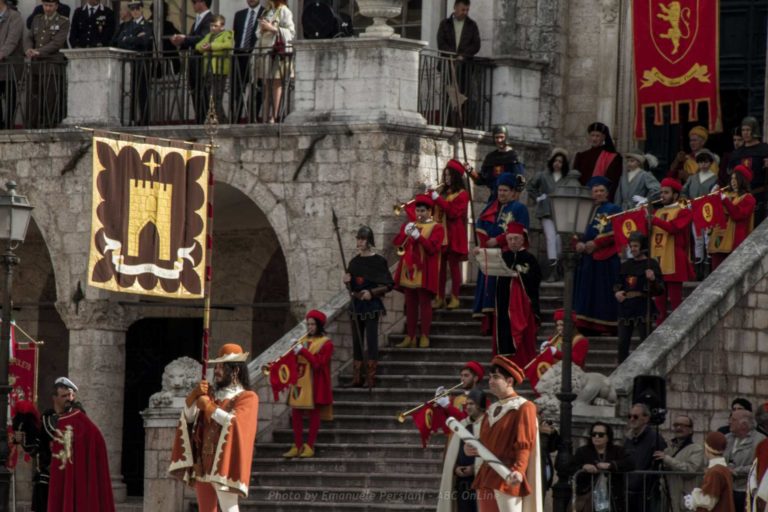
[252,470,440,490]
[330,400,438,417]
[377,347,492,362]
[255,441,444,460]
[332,385,477,402]
[251,457,442,474]
[240,486,437,509]
[337,372,477,388]
[294,413,430,430]
[386,333,490,349]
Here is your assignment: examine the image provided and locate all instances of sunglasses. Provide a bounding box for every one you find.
[591,432,607,438]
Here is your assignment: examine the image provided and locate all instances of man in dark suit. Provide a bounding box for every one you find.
[26,1,70,30]
[231,0,264,122]
[69,0,115,48]
[112,1,153,125]
[170,0,212,123]
[0,0,24,128]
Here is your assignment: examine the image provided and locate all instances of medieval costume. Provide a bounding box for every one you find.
[47,408,115,512]
[473,125,525,204]
[727,117,768,225]
[170,343,259,511]
[651,178,694,325]
[572,122,623,200]
[347,226,394,387]
[473,173,530,323]
[709,165,756,271]
[284,310,333,458]
[473,355,541,512]
[433,159,470,309]
[526,148,567,277]
[540,309,589,368]
[750,437,768,512]
[11,401,51,512]
[682,149,720,274]
[573,176,621,334]
[494,222,541,365]
[614,239,664,363]
[440,361,486,422]
[689,432,735,512]
[668,126,719,183]
[614,150,661,211]
[393,194,445,348]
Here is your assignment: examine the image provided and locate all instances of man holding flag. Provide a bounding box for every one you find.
[650,178,694,324]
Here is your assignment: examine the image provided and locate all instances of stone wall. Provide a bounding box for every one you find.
[611,219,768,440]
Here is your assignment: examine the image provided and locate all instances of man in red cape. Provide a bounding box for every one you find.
[46,377,115,512]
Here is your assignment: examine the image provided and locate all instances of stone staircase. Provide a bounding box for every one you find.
[239,281,700,511]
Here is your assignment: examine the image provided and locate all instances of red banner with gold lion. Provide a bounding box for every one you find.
[632,0,721,139]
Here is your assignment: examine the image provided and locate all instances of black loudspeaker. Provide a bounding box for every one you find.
[632,375,667,425]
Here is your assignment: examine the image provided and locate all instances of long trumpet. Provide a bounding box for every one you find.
[596,196,696,228]
[394,199,415,216]
[261,332,308,376]
[396,382,464,423]
[396,223,419,256]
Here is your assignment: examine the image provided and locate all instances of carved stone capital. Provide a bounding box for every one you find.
[601,0,619,24]
[56,300,136,332]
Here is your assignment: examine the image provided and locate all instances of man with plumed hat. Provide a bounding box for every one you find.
[685,432,735,512]
[470,125,525,204]
[436,360,486,421]
[573,176,621,334]
[668,126,717,183]
[651,177,694,324]
[473,173,529,333]
[708,164,756,271]
[170,343,259,511]
[727,116,768,225]
[393,194,445,348]
[572,122,623,200]
[465,355,542,512]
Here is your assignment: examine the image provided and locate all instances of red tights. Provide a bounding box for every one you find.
[404,288,433,338]
[438,253,462,299]
[292,408,321,448]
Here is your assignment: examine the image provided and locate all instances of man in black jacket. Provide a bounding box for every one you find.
[170,0,212,123]
[231,0,265,122]
[69,0,115,48]
[436,0,480,58]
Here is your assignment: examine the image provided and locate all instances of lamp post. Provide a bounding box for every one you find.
[0,181,34,510]
[547,170,594,512]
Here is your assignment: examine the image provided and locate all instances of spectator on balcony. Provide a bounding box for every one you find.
[26,0,69,30]
[112,1,153,125]
[232,0,265,122]
[69,0,115,48]
[437,0,480,59]
[253,0,294,124]
[170,0,212,123]
[195,14,233,124]
[0,0,23,129]
[24,0,69,129]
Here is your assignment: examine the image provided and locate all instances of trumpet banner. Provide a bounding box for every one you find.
[268,351,298,401]
[691,194,726,233]
[632,0,721,139]
[412,403,447,448]
[88,135,210,298]
[524,348,555,395]
[611,208,649,250]
[5,321,38,469]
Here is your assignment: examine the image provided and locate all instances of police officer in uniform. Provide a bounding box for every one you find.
[69,0,116,48]
[112,1,154,125]
[24,0,69,128]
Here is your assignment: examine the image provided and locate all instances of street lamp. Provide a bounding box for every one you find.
[0,181,34,509]
[547,170,594,512]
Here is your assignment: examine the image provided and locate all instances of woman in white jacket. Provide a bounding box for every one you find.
[253,0,295,123]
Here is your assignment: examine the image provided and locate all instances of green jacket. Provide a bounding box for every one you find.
[195,29,234,75]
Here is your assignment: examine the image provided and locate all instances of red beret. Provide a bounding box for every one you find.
[491,355,524,384]
[506,222,526,236]
[553,308,577,323]
[446,159,466,175]
[463,361,485,381]
[734,165,753,183]
[414,193,434,208]
[705,431,727,454]
[660,178,682,192]
[306,309,327,325]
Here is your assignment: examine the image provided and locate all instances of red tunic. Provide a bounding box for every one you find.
[543,333,589,368]
[573,146,623,199]
[592,229,619,261]
[296,338,334,405]
[723,193,756,251]
[393,220,444,295]
[651,205,695,282]
[434,190,469,257]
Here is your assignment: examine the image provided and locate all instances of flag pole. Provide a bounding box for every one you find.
[201,94,219,378]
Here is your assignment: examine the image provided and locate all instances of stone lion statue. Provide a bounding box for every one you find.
[534,362,617,419]
[149,356,202,408]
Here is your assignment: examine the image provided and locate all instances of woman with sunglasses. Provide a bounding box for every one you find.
[570,421,633,512]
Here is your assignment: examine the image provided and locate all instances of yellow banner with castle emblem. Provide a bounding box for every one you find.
[88,135,210,298]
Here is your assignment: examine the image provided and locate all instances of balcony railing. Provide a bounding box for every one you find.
[417,50,494,132]
[0,58,68,130]
[118,49,294,127]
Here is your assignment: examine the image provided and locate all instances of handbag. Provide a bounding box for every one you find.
[271,8,286,56]
[592,473,611,512]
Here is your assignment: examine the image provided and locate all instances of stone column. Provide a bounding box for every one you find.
[596,0,621,141]
[285,38,427,127]
[60,47,135,127]
[57,300,134,502]
[491,55,548,143]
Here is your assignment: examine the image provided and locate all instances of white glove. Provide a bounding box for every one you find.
[435,386,446,397]
[405,222,415,232]
[431,190,440,200]
[550,346,557,355]
[632,195,648,205]
[683,494,694,511]
[536,193,547,203]
[436,395,450,408]
[721,193,727,200]
[292,343,303,355]
[409,228,420,240]
[540,341,549,352]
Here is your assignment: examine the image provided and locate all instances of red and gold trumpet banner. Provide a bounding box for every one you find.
[633,0,721,139]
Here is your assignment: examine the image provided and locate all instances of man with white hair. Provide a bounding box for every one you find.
[724,409,765,512]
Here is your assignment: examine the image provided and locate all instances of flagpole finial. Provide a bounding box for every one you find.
[204,93,219,141]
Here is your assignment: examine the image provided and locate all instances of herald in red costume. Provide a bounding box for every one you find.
[47,409,115,512]
[709,166,756,271]
[651,178,694,324]
[393,194,445,348]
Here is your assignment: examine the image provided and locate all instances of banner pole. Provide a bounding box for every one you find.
[201,95,219,378]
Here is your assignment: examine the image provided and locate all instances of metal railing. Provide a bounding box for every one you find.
[570,469,705,512]
[0,58,68,130]
[417,50,494,132]
[118,48,294,126]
